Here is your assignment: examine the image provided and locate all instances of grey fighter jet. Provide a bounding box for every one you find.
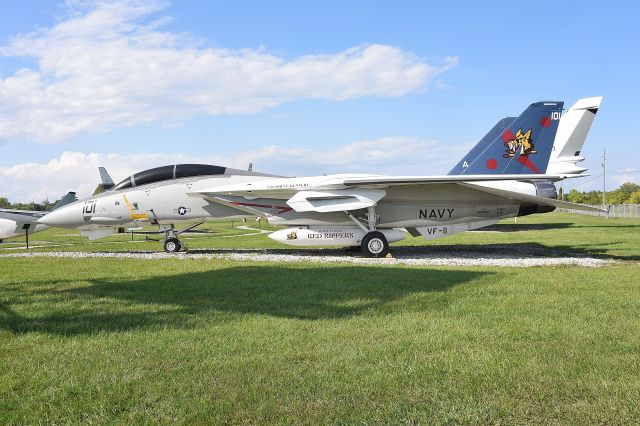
[39,98,604,255]
[0,192,76,244]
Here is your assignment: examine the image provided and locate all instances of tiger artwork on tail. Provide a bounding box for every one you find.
[503,128,536,158]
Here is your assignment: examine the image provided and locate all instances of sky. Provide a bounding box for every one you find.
[0,0,639,202]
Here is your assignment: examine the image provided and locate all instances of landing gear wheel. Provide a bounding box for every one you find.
[361,231,389,258]
[164,238,182,253]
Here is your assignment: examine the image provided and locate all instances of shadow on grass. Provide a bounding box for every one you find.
[186,240,640,261]
[0,266,489,335]
[395,242,640,262]
[479,222,573,232]
[480,222,640,232]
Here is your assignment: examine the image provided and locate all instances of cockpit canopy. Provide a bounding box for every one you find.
[111,164,226,191]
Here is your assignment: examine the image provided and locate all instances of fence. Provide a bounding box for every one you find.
[558,204,640,218]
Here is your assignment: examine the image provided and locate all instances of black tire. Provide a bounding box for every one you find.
[361,231,389,258]
[164,238,182,253]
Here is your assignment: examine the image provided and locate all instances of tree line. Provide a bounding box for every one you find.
[0,197,64,211]
[563,182,640,205]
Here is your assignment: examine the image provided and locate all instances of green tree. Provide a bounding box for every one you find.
[566,189,584,203]
[608,182,640,205]
[0,197,10,208]
[567,189,602,205]
[93,184,107,195]
[622,183,640,203]
[628,191,640,204]
[587,191,602,205]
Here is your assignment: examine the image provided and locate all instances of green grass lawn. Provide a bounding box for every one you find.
[1,213,640,423]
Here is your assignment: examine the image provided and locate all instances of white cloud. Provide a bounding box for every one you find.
[0,0,458,143]
[0,137,469,202]
[612,173,639,187]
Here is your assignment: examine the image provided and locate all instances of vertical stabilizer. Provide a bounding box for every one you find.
[52,192,77,210]
[460,101,564,175]
[449,117,516,175]
[547,96,602,175]
[99,167,115,190]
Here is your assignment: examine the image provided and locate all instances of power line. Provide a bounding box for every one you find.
[609,170,640,175]
[566,173,603,189]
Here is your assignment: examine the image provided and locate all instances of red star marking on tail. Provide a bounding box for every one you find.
[540,117,551,128]
[502,129,514,142]
[517,154,541,174]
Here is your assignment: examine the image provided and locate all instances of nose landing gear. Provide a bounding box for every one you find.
[160,220,204,253]
[161,226,182,253]
[163,237,182,253]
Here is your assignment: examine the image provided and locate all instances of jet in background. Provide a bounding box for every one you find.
[39,98,604,255]
[0,192,76,244]
[0,166,117,244]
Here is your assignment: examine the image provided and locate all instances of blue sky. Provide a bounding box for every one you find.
[0,0,638,201]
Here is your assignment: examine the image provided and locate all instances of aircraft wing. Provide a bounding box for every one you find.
[192,173,599,215]
[193,174,570,198]
[341,174,569,187]
[0,208,44,216]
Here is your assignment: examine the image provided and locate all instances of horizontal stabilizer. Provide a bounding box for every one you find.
[460,182,607,213]
[12,221,34,234]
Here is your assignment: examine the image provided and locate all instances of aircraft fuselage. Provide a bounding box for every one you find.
[39,174,554,236]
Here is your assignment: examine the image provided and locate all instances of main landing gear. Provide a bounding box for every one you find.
[361,231,389,258]
[345,205,390,258]
[160,221,204,253]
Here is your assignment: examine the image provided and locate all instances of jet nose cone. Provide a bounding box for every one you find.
[37,205,81,228]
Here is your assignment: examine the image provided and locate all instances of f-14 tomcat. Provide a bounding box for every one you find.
[0,192,76,243]
[0,167,115,244]
[39,97,604,255]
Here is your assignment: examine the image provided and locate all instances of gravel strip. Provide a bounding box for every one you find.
[0,245,613,267]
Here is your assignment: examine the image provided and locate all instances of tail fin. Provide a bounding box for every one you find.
[457,101,564,175]
[547,96,602,175]
[448,117,516,175]
[52,192,77,211]
[98,167,115,190]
